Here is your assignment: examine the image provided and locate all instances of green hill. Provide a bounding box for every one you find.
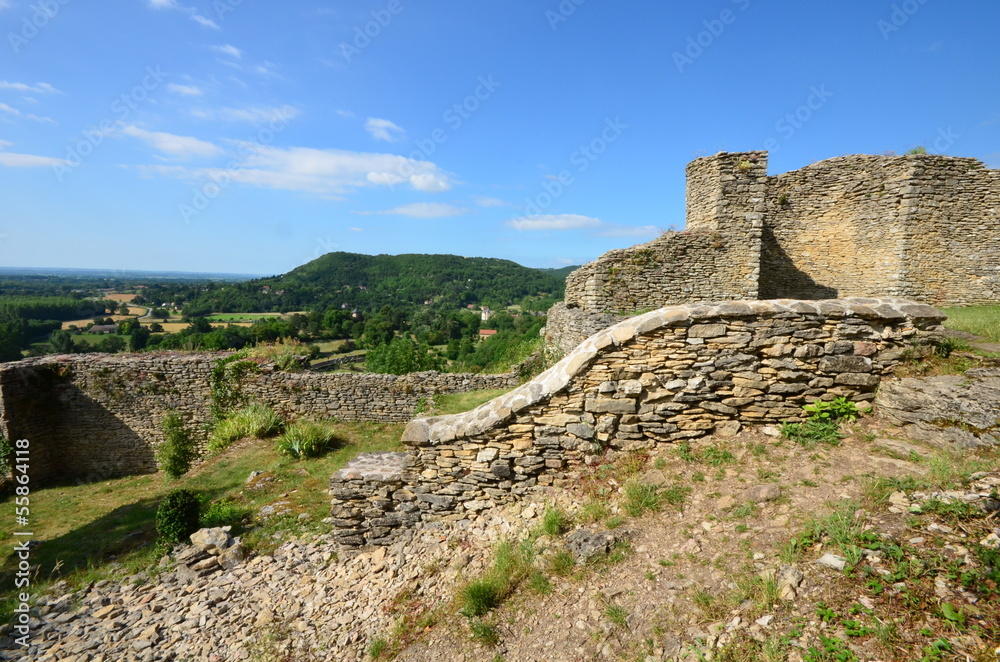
[145,253,577,315]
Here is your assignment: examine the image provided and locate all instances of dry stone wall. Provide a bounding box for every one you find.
[0,353,518,485]
[329,298,944,547]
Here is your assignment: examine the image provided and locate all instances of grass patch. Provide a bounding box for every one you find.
[622,481,662,516]
[941,305,1000,342]
[275,420,341,459]
[541,505,571,536]
[208,402,285,453]
[604,604,629,628]
[425,389,514,416]
[0,421,404,622]
[469,618,501,647]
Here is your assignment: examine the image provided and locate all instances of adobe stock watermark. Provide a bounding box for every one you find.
[179,109,297,223]
[52,66,165,182]
[340,0,409,64]
[878,0,930,40]
[395,75,501,181]
[519,117,628,219]
[546,0,588,31]
[7,0,72,54]
[762,85,834,154]
[673,0,752,74]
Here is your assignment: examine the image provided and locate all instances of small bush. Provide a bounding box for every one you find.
[275,420,339,459]
[156,489,201,544]
[781,419,843,447]
[157,412,199,479]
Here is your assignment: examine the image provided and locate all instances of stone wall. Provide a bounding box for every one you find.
[549,151,999,352]
[0,353,519,485]
[329,298,945,547]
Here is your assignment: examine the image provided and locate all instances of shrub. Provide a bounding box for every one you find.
[156,489,201,544]
[157,413,198,479]
[275,420,339,459]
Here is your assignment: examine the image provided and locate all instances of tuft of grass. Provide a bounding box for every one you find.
[366,637,388,659]
[549,550,576,576]
[275,420,341,459]
[469,618,501,647]
[578,499,609,523]
[461,579,502,617]
[541,505,571,536]
[622,481,661,516]
[604,604,629,629]
[209,402,285,453]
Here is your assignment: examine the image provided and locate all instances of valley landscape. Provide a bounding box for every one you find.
[3,3,1000,661]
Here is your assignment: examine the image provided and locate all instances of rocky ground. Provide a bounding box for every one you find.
[2,368,999,662]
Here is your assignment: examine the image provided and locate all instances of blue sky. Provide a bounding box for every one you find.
[1,0,998,275]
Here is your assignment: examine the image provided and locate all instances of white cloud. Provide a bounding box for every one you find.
[0,151,70,168]
[594,225,659,238]
[0,1,12,10]
[0,102,55,124]
[336,109,355,119]
[507,214,602,231]
[147,0,219,29]
[167,83,203,97]
[120,125,223,159]
[0,81,62,95]
[211,44,242,59]
[136,145,454,196]
[0,139,11,148]
[365,117,405,143]
[472,196,509,208]
[358,203,468,219]
[348,227,364,232]
[191,105,300,124]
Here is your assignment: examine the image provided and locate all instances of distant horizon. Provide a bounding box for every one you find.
[0,249,581,281]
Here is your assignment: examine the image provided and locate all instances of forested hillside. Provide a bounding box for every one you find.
[138,253,573,316]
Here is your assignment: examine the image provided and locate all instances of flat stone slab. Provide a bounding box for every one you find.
[332,452,410,483]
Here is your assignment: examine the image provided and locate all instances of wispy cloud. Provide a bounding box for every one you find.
[0,144,69,168]
[0,81,62,95]
[357,202,468,218]
[136,145,454,196]
[365,118,405,143]
[0,102,55,124]
[507,214,602,231]
[191,105,300,124]
[167,83,203,97]
[147,0,219,30]
[211,44,242,59]
[0,1,12,11]
[120,125,223,159]
[472,196,510,208]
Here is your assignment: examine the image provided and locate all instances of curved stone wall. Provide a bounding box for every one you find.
[328,298,944,547]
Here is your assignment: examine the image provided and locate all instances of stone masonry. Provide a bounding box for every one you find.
[328,298,945,547]
[0,353,518,485]
[548,151,1000,354]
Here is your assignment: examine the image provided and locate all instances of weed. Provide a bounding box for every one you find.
[528,570,552,595]
[703,446,736,466]
[578,499,609,523]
